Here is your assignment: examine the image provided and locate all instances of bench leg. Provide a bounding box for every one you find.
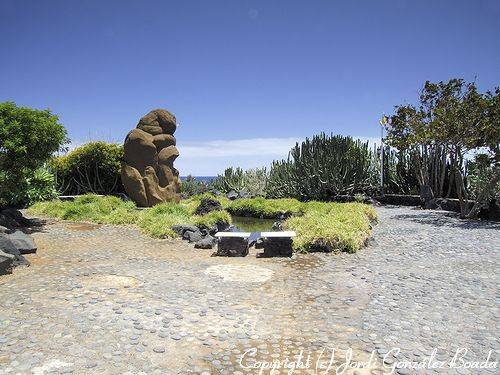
[257,238,293,258]
[212,237,249,257]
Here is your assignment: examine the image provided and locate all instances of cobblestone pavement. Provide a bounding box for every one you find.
[0,206,498,374]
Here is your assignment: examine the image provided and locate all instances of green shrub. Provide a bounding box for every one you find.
[50,141,124,195]
[266,134,378,200]
[0,167,58,207]
[0,102,68,207]
[25,168,59,205]
[180,175,210,197]
[211,167,268,196]
[354,194,365,203]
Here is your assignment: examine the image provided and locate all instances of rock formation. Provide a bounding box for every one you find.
[121,109,181,207]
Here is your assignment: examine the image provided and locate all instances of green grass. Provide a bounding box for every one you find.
[193,210,232,229]
[284,202,377,253]
[179,192,230,215]
[184,196,378,253]
[29,194,378,252]
[226,197,304,218]
[29,194,231,239]
[30,195,138,224]
[137,203,193,238]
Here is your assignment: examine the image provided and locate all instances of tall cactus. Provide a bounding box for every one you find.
[266,134,378,200]
[265,133,421,200]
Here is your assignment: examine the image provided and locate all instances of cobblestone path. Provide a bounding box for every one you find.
[0,206,498,374]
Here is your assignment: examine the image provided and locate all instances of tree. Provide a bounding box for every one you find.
[386,80,499,218]
[0,102,68,206]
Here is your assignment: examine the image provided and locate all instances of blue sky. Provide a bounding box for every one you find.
[1,0,499,175]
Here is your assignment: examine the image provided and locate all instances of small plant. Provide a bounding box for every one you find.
[211,167,268,196]
[25,167,59,205]
[354,194,365,203]
[180,175,210,197]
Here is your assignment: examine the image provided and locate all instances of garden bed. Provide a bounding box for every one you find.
[29,194,378,253]
[224,198,378,253]
[28,194,231,239]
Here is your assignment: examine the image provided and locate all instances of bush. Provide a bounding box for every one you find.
[265,133,421,200]
[265,134,377,200]
[466,154,500,217]
[211,167,268,196]
[0,102,67,206]
[180,175,210,197]
[25,167,59,205]
[50,141,124,195]
[0,166,58,207]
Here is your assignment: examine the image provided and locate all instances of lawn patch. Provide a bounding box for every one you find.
[226,197,303,218]
[284,202,377,253]
[29,195,377,252]
[28,194,232,239]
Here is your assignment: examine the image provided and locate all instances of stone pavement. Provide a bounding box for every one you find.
[0,206,498,374]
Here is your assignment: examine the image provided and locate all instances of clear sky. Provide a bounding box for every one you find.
[1,0,499,175]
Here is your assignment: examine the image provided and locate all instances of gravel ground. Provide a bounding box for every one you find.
[0,206,498,374]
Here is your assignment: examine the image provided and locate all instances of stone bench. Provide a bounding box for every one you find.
[257,231,296,258]
[213,231,297,258]
[213,232,251,257]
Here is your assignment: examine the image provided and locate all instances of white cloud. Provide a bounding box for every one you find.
[179,137,301,158]
[176,137,301,176]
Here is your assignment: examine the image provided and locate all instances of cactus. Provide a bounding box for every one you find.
[211,167,269,197]
[265,133,420,200]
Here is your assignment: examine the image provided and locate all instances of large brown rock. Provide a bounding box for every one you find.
[121,109,181,207]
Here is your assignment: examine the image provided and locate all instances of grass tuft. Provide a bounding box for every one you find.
[136,203,193,238]
[193,210,232,229]
[284,202,377,253]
